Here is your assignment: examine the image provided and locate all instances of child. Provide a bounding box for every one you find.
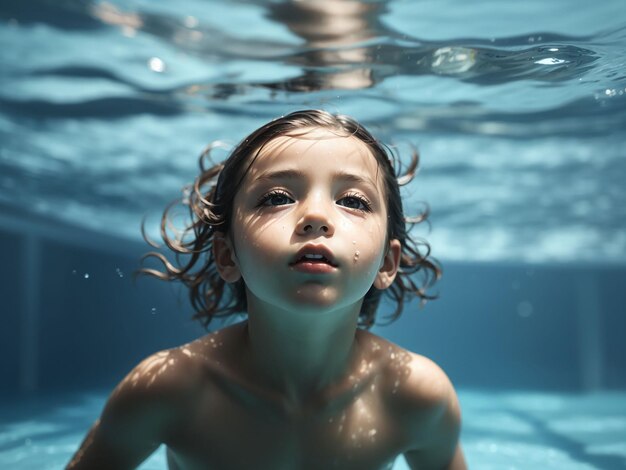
[67,109,466,469]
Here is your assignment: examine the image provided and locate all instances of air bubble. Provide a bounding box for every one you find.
[431,46,475,74]
[83,273,90,279]
[148,57,166,73]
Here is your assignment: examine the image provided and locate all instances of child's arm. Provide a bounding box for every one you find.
[401,355,467,470]
[66,349,195,470]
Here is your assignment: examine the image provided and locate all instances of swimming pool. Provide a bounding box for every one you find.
[2,389,625,469]
[1,0,626,468]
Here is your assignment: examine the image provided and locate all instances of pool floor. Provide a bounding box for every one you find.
[1,389,625,469]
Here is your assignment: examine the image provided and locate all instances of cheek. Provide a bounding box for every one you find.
[349,219,387,272]
[232,208,290,264]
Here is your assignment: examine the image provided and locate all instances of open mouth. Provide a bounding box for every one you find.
[294,254,335,265]
[290,245,338,268]
[290,253,338,274]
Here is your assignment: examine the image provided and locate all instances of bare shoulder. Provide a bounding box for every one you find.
[110,345,202,408]
[366,335,465,469]
[396,350,458,413]
[110,323,243,409]
[67,325,242,469]
[94,344,203,445]
[66,345,207,469]
[358,332,456,411]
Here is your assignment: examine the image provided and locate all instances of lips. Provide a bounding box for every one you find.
[290,244,338,267]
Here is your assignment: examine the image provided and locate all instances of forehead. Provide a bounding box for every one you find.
[246,127,382,182]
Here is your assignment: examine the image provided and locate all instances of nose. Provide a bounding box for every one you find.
[295,196,335,237]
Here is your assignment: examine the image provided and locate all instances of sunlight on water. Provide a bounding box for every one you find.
[0,0,625,264]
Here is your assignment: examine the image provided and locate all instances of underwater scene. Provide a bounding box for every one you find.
[1,0,625,468]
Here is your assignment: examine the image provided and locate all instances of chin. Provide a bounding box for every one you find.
[290,292,339,310]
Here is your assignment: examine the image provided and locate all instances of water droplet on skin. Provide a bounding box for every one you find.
[352,240,356,245]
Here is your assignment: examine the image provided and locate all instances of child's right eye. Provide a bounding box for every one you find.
[257,190,294,207]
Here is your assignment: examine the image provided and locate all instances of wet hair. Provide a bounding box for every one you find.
[140,109,440,329]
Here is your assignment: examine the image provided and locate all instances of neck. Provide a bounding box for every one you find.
[242,293,362,408]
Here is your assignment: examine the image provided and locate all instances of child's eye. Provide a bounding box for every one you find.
[337,193,372,212]
[257,190,294,207]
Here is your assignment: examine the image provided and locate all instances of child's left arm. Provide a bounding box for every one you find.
[401,355,467,470]
[66,349,197,469]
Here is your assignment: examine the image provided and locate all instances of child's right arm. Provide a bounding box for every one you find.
[66,349,197,470]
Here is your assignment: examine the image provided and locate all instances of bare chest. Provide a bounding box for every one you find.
[165,383,407,470]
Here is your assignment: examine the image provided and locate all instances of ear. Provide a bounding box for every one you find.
[374,239,401,290]
[212,231,241,283]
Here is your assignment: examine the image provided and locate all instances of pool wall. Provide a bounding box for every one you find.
[1,207,625,397]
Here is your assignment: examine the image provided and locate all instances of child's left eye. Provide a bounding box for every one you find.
[337,194,372,212]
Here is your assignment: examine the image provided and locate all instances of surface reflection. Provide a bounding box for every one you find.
[4,0,598,97]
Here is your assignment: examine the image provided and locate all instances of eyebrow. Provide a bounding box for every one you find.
[254,168,379,191]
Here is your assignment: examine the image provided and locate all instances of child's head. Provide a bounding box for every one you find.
[143,109,440,329]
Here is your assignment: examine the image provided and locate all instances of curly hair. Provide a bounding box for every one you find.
[139,109,441,330]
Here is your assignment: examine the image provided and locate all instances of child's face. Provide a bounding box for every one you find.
[215,127,400,314]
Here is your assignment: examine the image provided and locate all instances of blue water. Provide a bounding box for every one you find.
[2,390,626,469]
[2,1,626,468]
[1,0,625,264]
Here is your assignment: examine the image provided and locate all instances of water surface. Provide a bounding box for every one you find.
[1,0,625,264]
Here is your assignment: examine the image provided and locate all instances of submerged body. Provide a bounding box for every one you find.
[68,111,465,469]
[69,322,464,470]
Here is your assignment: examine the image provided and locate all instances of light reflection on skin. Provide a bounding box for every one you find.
[68,311,458,468]
[228,128,392,316]
[111,331,230,396]
[67,126,465,468]
[119,328,413,463]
